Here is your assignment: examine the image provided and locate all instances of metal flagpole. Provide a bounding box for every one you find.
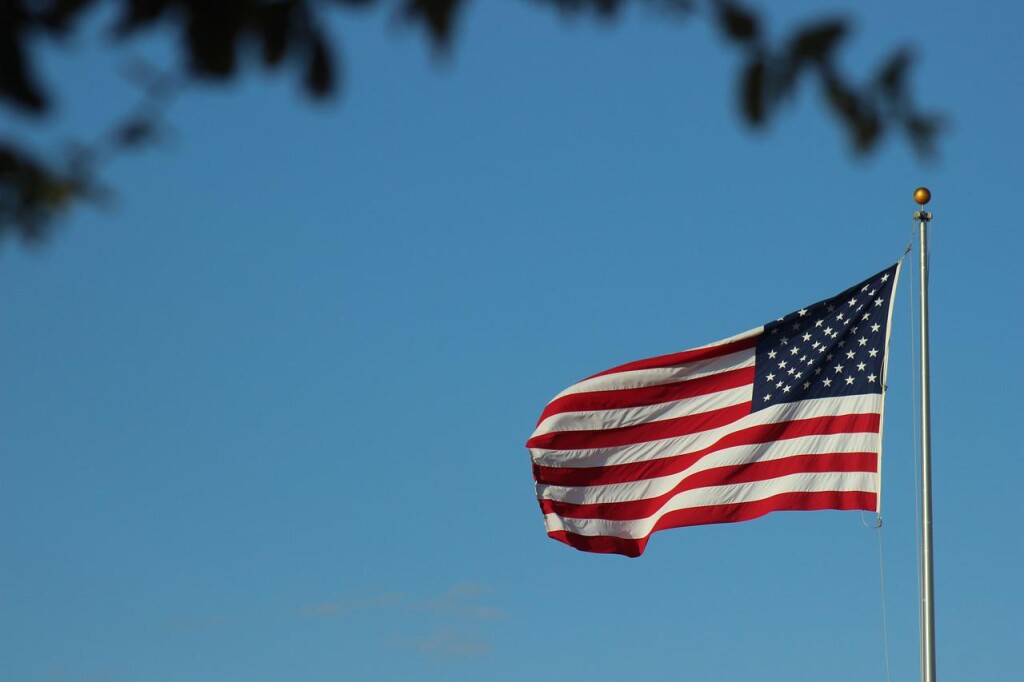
[913,186,936,682]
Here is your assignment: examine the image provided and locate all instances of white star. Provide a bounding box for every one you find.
[788,368,796,376]
[823,377,832,387]
[802,333,812,342]
[766,372,776,381]
[798,308,808,317]
[857,362,866,371]
[815,319,824,327]
[871,323,881,332]
[812,341,820,349]
[790,346,800,355]
[869,289,877,296]
[874,297,884,306]
[862,284,870,292]
[764,393,772,401]
[803,381,811,389]
[868,348,879,358]
[846,350,856,360]
[836,312,845,321]
[834,364,844,373]
[845,375,855,385]
[824,326,834,336]
[782,385,791,393]
[817,346,826,353]
[776,380,784,388]
[795,371,803,379]
[848,297,858,307]
[858,337,868,346]
[867,373,877,383]
[862,312,871,320]
[806,358,814,366]
[778,360,788,369]
[768,350,777,359]
[881,273,890,282]
[815,367,822,375]
[781,336,789,345]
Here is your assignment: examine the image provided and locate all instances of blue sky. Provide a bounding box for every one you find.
[2,2,1021,681]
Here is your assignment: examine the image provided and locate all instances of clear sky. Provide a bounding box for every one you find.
[2,2,1022,681]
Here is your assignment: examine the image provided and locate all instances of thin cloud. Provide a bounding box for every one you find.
[302,592,403,618]
[411,582,506,621]
[391,627,491,662]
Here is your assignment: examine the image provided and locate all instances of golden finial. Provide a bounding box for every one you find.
[914,187,932,206]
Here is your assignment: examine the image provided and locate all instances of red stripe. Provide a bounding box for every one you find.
[533,412,881,487]
[527,402,752,451]
[538,452,877,520]
[546,491,877,557]
[536,367,755,427]
[587,335,759,379]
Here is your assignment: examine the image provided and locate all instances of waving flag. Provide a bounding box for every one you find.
[527,263,901,557]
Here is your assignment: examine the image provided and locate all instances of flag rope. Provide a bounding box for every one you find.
[876,524,893,682]
[868,241,913,682]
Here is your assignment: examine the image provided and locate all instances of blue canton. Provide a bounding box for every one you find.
[751,264,899,413]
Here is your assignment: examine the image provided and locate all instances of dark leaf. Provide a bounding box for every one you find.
[185,7,242,77]
[741,56,766,124]
[715,1,759,43]
[112,0,170,36]
[305,33,334,96]
[114,118,158,148]
[593,0,623,16]
[541,0,625,16]
[821,71,861,134]
[0,143,91,241]
[261,3,292,67]
[0,27,49,113]
[790,20,846,64]
[40,0,99,34]
[905,114,943,157]
[877,48,912,99]
[401,0,465,50]
[821,74,880,153]
[852,113,881,153]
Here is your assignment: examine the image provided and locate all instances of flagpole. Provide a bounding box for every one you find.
[913,186,936,682]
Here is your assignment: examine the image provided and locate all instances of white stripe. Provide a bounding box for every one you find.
[543,471,878,540]
[532,384,752,437]
[548,347,756,403]
[537,431,879,505]
[530,393,883,468]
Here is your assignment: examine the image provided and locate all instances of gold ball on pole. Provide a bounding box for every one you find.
[914,187,932,205]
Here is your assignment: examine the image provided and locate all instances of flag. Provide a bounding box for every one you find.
[527,263,901,557]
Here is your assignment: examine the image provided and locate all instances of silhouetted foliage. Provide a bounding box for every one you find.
[0,0,941,243]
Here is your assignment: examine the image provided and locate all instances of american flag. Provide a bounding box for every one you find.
[527,263,901,557]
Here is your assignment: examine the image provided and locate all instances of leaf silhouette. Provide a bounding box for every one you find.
[715,1,759,43]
